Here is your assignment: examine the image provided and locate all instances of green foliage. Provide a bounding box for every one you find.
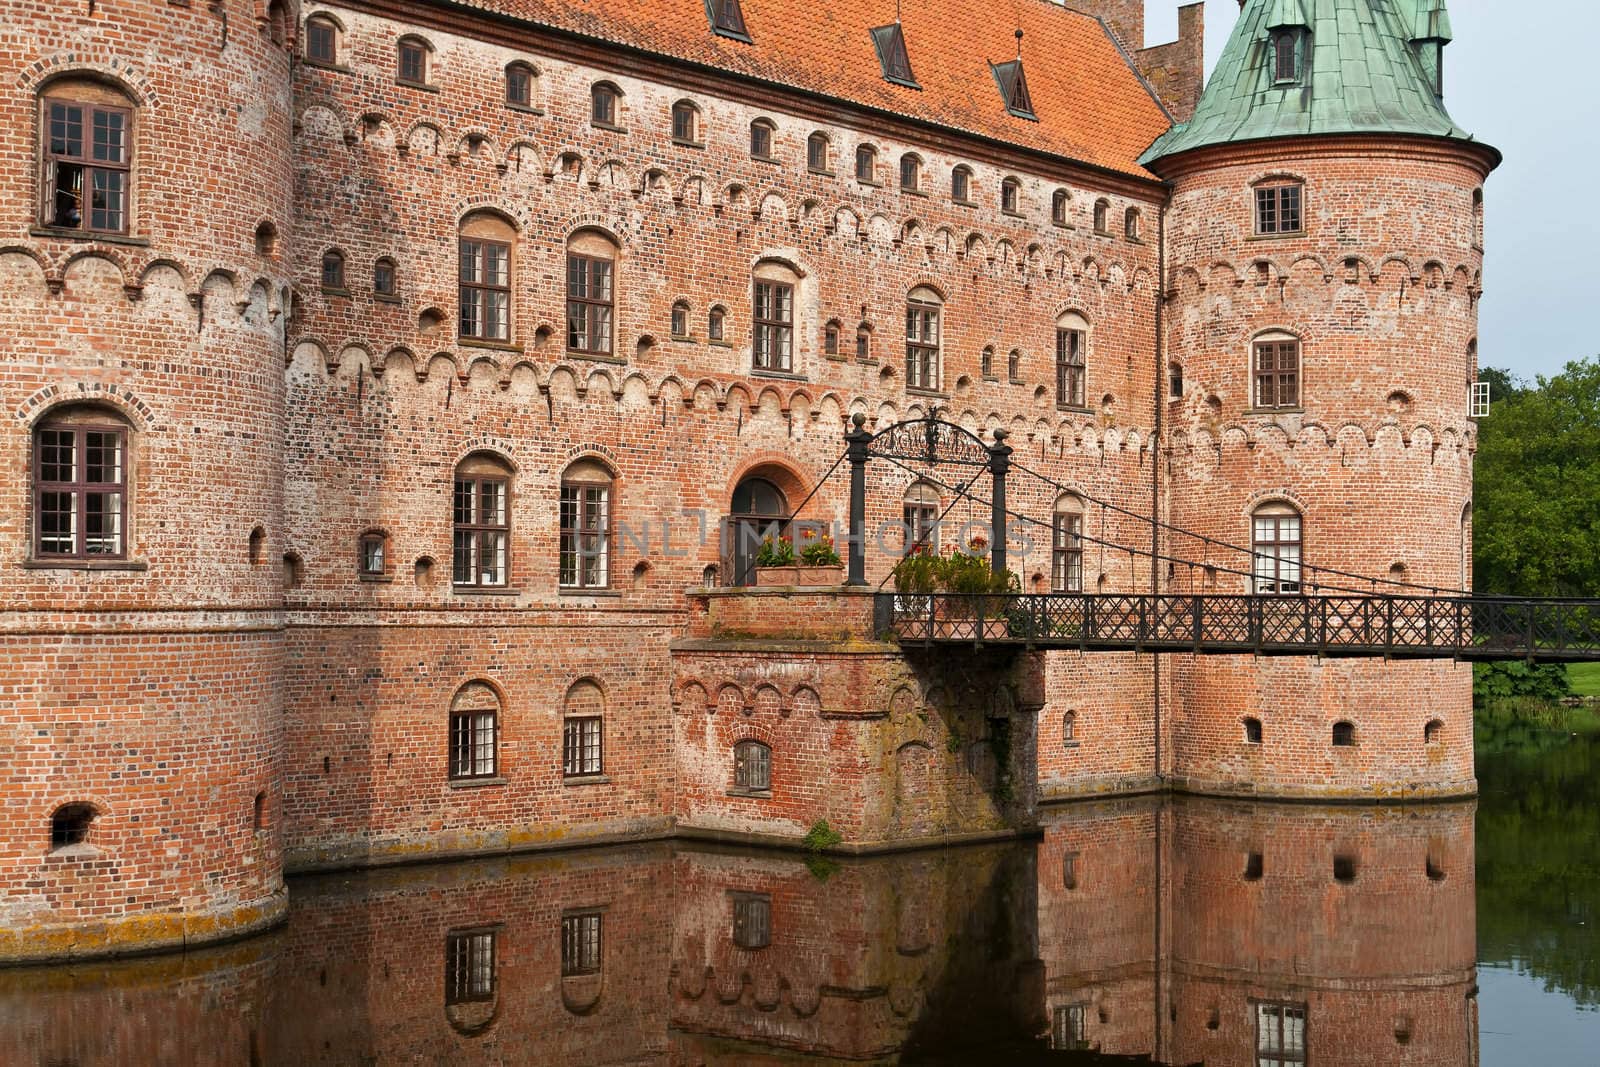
[801,819,843,853]
[889,544,1018,598]
[796,529,842,566]
[1474,358,1600,598]
[755,533,794,567]
[1474,661,1571,707]
[1569,662,1600,699]
[804,854,840,881]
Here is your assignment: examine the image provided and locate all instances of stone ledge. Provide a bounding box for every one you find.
[671,636,898,654]
[0,888,287,966]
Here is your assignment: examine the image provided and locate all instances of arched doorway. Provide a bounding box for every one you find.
[728,475,790,586]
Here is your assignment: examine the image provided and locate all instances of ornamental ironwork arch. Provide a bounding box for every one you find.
[844,410,1013,585]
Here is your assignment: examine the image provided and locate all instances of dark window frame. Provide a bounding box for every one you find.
[453,472,510,587]
[304,16,338,64]
[565,252,614,357]
[34,420,128,560]
[752,279,794,372]
[448,702,498,780]
[806,132,830,174]
[749,119,775,161]
[559,475,611,590]
[42,95,132,235]
[899,153,921,192]
[855,324,872,361]
[358,531,386,576]
[505,63,535,109]
[905,295,940,391]
[733,739,772,792]
[707,0,752,43]
[1254,1000,1308,1066]
[590,83,620,128]
[671,101,701,145]
[1093,200,1110,234]
[562,715,604,777]
[444,928,498,1005]
[1051,189,1069,226]
[951,166,972,204]
[1001,177,1021,214]
[373,257,397,297]
[731,892,772,950]
[561,911,603,976]
[396,37,429,87]
[670,300,690,338]
[1255,182,1303,235]
[855,144,878,183]
[1055,326,1086,408]
[708,306,727,341]
[1253,338,1301,408]
[458,238,511,342]
[1052,502,1084,592]
[1272,31,1302,84]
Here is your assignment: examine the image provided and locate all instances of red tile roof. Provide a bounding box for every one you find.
[453,0,1174,179]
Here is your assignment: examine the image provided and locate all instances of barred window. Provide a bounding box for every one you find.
[1253,334,1301,408]
[1252,503,1302,595]
[453,454,510,587]
[561,912,602,976]
[566,230,617,357]
[448,683,499,780]
[1052,494,1084,592]
[1055,312,1088,408]
[444,930,497,1004]
[42,84,132,234]
[1255,183,1303,235]
[905,287,941,391]
[733,740,771,792]
[1052,1004,1089,1050]
[34,413,128,560]
[459,213,513,342]
[1255,1001,1307,1066]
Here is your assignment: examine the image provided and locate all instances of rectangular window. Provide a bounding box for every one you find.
[559,484,610,588]
[1052,1004,1089,1050]
[750,123,772,160]
[1253,513,1303,595]
[566,254,614,356]
[1256,1002,1307,1066]
[305,19,337,64]
[561,912,603,976]
[899,155,919,192]
[449,708,497,779]
[807,137,828,173]
[35,424,127,559]
[445,930,497,1004]
[1469,380,1491,418]
[359,534,384,576]
[905,302,940,391]
[45,100,130,234]
[734,742,771,791]
[1255,183,1303,235]
[731,893,771,950]
[453,477,508,586]
[752,281,793,372]
[459,239,510,342]
[1253,340,1301,408]
[1052,512,1084,592]
[506,67,532,108]
[672,107,696,144]
[903,503,938,555]
[1055,329,1086,408]
[397,41,427,85]
[563,716,603,777]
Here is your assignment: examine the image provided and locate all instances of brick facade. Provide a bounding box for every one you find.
[0,0,1490,961]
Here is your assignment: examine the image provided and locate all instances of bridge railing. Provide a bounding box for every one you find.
[874,593,1600,662]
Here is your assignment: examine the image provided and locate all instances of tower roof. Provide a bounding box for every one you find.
[1141,0,1492,168]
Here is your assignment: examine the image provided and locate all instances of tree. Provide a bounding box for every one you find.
[1474,358,1600,597]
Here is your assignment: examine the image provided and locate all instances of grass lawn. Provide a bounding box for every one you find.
[1570,662,1600,698]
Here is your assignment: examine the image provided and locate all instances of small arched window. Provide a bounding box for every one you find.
[806,131,830,173]
[749,118,776,160]
[1243,717,1263,744]
[981,346,995,379]
[903,481,940,555]
[373,257,397,298]
[1251,502,1302,595]
[1244,852,1264,880]
[855,143,878,183]
[823,320,840,356]
[1007,349,1022,383]
[590,82,622,128]
[1092,199,1110,234]
[1424,719,1443,745]
[1051,189,1069,226]
[1055,311,1088,408]
[320,248,346,290]
[1472,187,1484,247]
[1272,29,1303,84]
[670,299,690,338]
[1124,207,1141,240]
[50,803,97,849]
[905,286,941,391]
[1052,494,1084,592]
[460,213,514,342]
[1332,721,1356,747]
[752,260,798,373]
[951,165,973,204]
[304,14,339,64]
[1000,177,1021,214]
[562,680,605,778]
[34,405,131,560]
[560,458,613,590]
[453,453,512,587]
[733,739,772,793]
[41,77,136,234]
[1062,710,1078,746]
[855,322,872,361]
[899,153,921,193]
[449,682,499,780]
[505,62,537,109]
[396,36,432,86]
[708,305,727,342]
[566,229,616,356]
[358,530,387,576]
[1169,362,1184,398]
[671,100,701,145]
[1252,331,1301,409]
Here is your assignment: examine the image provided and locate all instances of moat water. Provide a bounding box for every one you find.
[2,727,1595,1066]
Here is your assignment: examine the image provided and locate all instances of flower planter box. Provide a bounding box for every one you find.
[754,564,844,587]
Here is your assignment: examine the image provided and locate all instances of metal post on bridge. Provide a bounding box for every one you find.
[845,412,872,587]
[987,428,1013,576]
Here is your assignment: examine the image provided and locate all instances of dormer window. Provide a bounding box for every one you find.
[990,59,1036,121]
[706,0,751,43]
[1271,29,1304,84]
[870,23,919,89]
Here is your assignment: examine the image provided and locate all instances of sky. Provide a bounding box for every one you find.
[1143,0,1598,382]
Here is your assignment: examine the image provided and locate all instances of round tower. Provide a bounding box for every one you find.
[0,0,294,960]
[1144,0,1496,799]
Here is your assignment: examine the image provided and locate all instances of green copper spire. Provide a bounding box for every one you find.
[1141,0,1490,167]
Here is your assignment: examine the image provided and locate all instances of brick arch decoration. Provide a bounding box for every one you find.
[676,680,710,714]
[751,684,784,718]
[17,382,159,431]
[714,683,747,716]
[20,53,159,108]
[789,685,821,718]
[451,437,522,472]
[456,197,532,233]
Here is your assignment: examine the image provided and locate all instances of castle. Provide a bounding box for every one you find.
[0,0,1494,962]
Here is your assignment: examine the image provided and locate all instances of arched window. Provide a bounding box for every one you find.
[1332,721,1356,747]
[1243,717,1263,744]
[1272,29,1303,84]
[905,286,941,391]
[1052,494,1084,592]
[752,261,798,372]
[855,143,878,183]
[449,682,499,780]
[1001,177,1021,214]
[50,802,96,849]
[1251,502,1302,594]
[560,458,613,590]
[1472,187,1484,247]
[1092,198,1109,234]
[708,305,727,342]
[855,323,872,361]
[1169,362,1184,398]
[34,406,130,560]
[1055,311,1088,408]
[566,229,616,357]
[806,131,830,173]
[320,248,346,290]
[358,530,386,576]
[41,77,135,234]
[951,165,973,204]
[444,928,499,1029]
[1244,852,1264,880]
[1007,349,1021,383]
[459,213,514,342]
[1124,207,1141,240]
[733,739,771,793]
[731,475,790,586]
[453,453,511,587]
[1333,855,1357,882]
[266,0,289,47]
[396,35,432,87]
[981,346,995,379]
[1062,711,1078,746]
[1051,189,1069,226]
[590,82,621,128]
[899,153,921,192]
[562,680,605,778]
[749,118,776,160]
[373,257,397,298]
[670,299,690,338]
[823,320,840,356]
[1424,719,1443,745]
[671,100,701,145]
[1255,179,1303,234]
[903,481,940,555]
[304,14,339,64]
[1252,331,1301,409]
[505,62,537,109]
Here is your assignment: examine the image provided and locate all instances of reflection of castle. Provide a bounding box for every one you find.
[0,798,1477,1065]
